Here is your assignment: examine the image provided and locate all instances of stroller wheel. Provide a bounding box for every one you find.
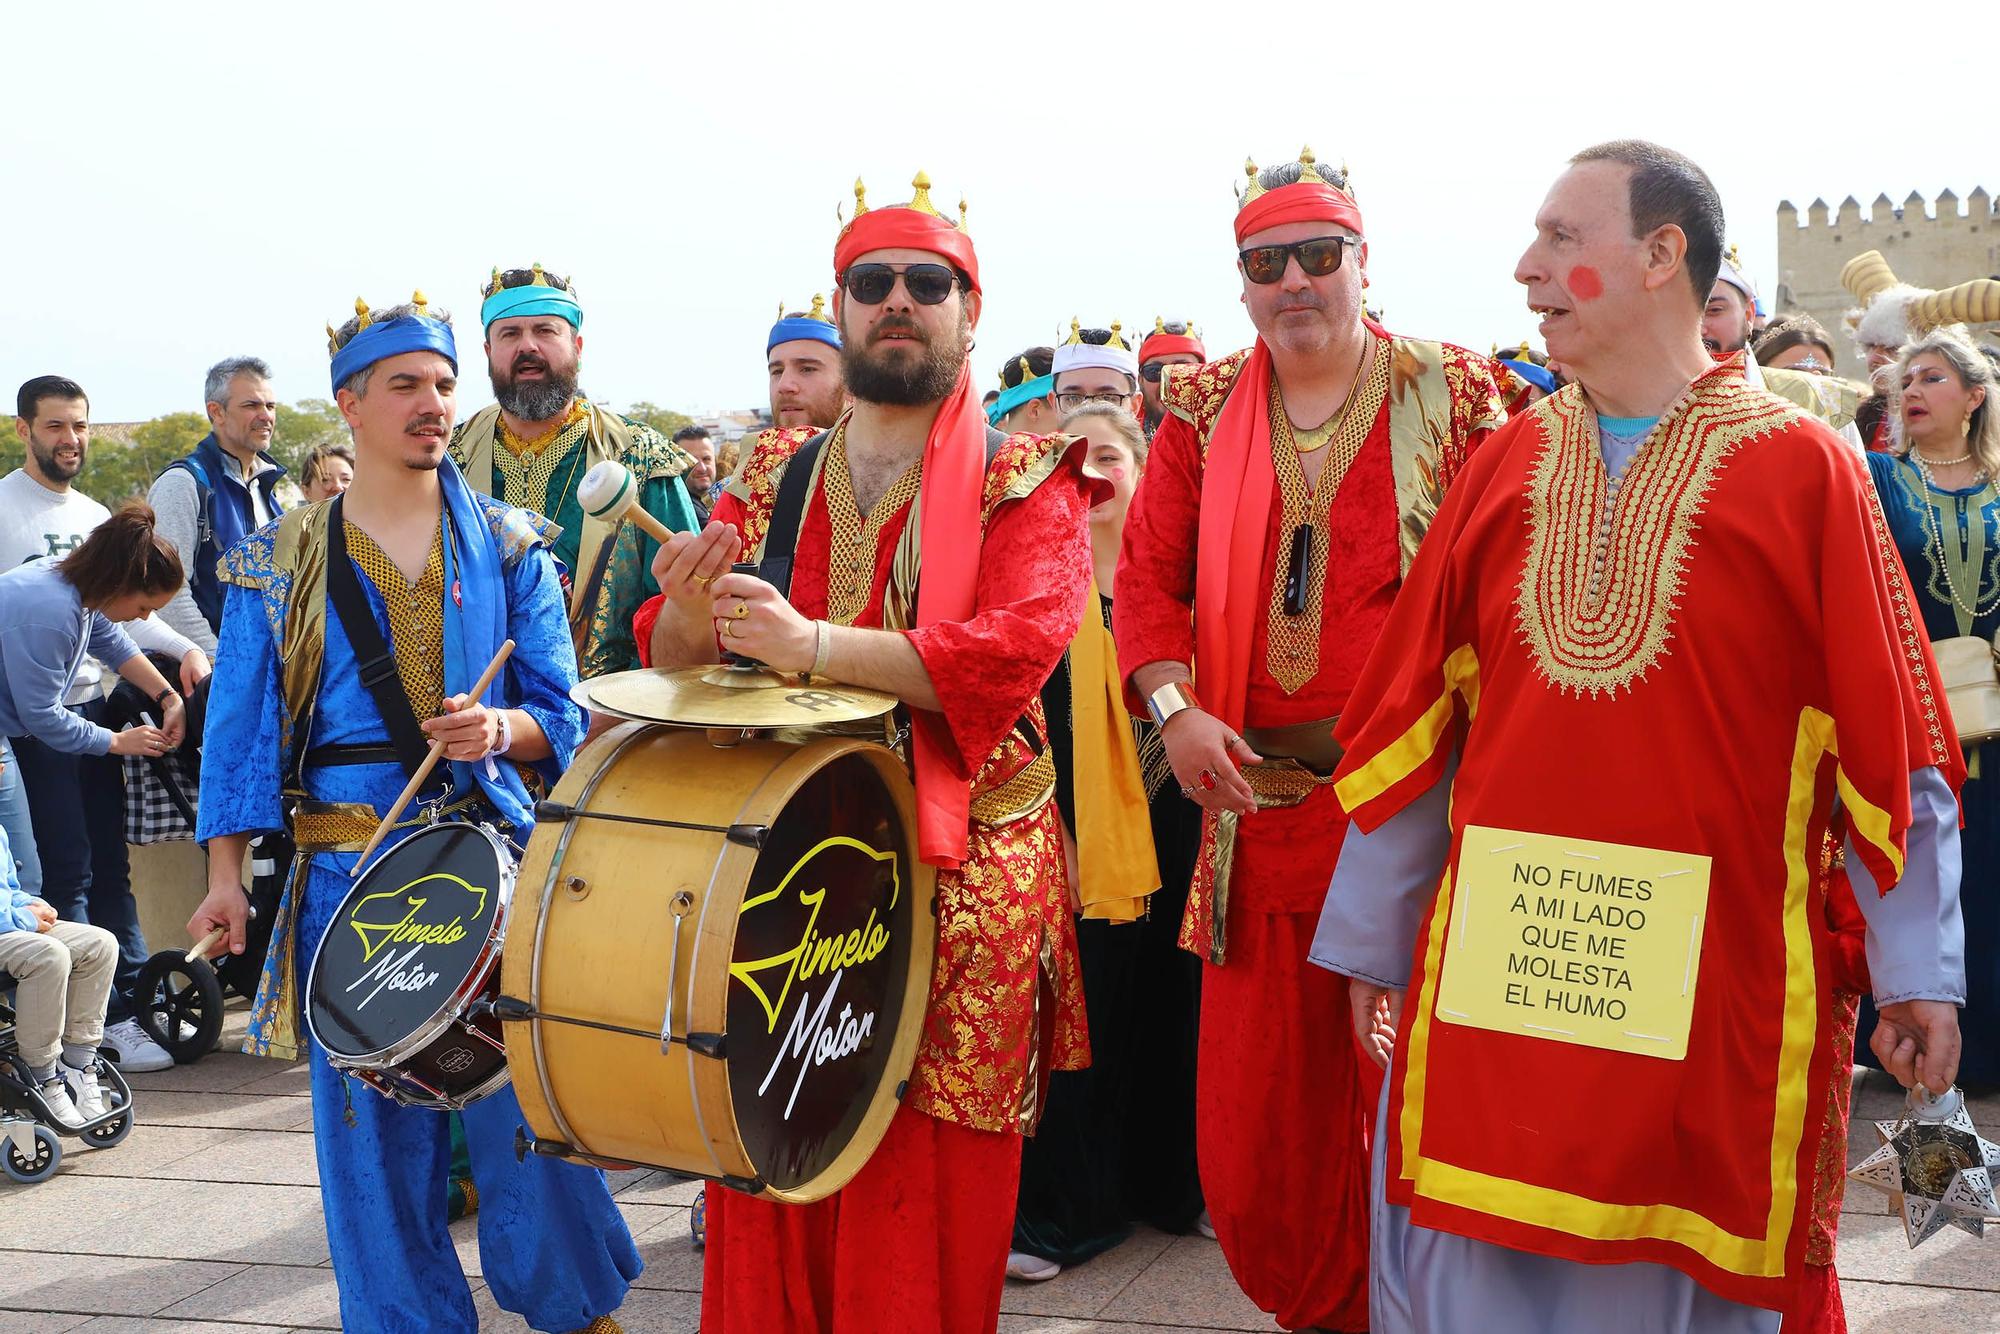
[3,1123,62,1183]
[133,951,226,1064]
[81,1109,134,1149]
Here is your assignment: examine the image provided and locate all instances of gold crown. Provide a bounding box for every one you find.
[326,291,436,356]
[838,171,970,235]
[482,262,572,300]
[1063,317,1131,350]
[999,352,1040,390]
[776,294,833,323]
[1724,242,1744,272]
[1237,145,1350,208]
[1150,317,1200,338]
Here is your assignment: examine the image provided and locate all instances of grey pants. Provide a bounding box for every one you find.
[0,919,117,1071]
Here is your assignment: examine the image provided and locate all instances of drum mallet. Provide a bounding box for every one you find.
[579,460,676,544]
[350,638,517,875]
[187,902,258,963]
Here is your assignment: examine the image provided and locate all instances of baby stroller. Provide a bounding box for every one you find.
[0,975,136,1183]
[108,659,284,1064]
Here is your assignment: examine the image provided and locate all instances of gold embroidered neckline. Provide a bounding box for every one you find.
[1513,375,1784,696]
[493,399,590,513]
[343,518,447,720]
[820,422,923,626]
[1262,335,1391,693]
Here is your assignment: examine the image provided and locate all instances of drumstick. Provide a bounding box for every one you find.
[350,638,516,876]
[578,460,674,545]
[186,926,224,963]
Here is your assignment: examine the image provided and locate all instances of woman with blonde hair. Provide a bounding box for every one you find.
[1863,322,1999,1087]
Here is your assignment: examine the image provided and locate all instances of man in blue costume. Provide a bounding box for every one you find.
[188,294,639,1334]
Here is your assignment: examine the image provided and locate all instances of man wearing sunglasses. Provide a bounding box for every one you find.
[1114,149,1506,1334]
[1138,318,1207,437]
[1052,319,1144,419]
[450,264,703,679]
[638,172,1102,1334]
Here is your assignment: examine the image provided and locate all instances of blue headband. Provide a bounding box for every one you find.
[1500,359,1557,395]
[481,284,583,330]
[768,316,841,355]
[330,316,458,394]
[986,373,1055,425]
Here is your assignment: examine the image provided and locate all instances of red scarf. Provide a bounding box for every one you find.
[1192,340,1280,732]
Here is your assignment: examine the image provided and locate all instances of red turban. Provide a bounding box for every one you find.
[834,207,981,294]
[1139,329,1206,363]
[1233,180,1365,246]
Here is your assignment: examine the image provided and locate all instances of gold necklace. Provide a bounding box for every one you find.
[819,423,924,625]
[1286,334,1372,455]
[499,398,587,460]
[1262,334,1390,693]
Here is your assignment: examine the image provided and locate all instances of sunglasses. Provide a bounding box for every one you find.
[841,263,962,306]
[1238,236,1359,285]
[1140,361,1173,382]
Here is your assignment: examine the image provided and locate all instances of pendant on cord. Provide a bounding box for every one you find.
[1283,523,1313,616]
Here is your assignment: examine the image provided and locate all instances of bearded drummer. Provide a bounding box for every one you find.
[186,297,640,1334]
[637,172,1103,1333]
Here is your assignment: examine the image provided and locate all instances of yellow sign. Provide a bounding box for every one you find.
[1434,825,1711,1061]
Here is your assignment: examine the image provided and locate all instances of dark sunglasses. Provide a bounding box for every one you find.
[1238,236,1358,285]
[841,262,961,306]
[1140,361,1168,382]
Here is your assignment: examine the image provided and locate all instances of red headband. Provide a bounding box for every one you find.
[835,209,981,294]
[1140,332,1206,363]
[1233,181,1365,246]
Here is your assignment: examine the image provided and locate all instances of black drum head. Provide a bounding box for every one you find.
[308,824,505,1061]
[726,752,917,1192]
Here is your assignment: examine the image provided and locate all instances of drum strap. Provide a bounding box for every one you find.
[759,425,1013,602]
[325,495,434,779]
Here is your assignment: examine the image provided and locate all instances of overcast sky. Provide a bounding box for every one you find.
[5,0,1983,424]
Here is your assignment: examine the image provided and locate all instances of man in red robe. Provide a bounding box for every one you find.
[636,171,1100,1334]
[1112,149,1504,1333]
[1312,139,1965,1333]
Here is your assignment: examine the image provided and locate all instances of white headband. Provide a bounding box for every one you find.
[1052,342,1140,380]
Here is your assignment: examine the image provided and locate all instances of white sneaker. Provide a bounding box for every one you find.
[37,1077,87,1131]
[1006,1250,1062,1282]
[102,1019,173,1073]
[64,1063,107,1121]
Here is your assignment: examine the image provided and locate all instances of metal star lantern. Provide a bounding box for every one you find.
[1849,1085,2000,1247]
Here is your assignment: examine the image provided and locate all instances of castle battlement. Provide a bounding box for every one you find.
[1774,185,1999,379]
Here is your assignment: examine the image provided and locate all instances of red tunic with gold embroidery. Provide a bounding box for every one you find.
[1113,330,1504,947]
[636,422,1098,1134]
[1327,366,1954,1309]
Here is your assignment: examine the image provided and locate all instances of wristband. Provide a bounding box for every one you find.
[1144,680,1201,729]
[491,710,513,759]
[811,621,833,679]
[154,686,180,707]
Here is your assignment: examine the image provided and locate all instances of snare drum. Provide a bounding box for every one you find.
[305,822,515,1110]
[499,723,936,1203]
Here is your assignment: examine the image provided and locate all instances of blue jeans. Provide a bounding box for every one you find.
[0,736,43,901]
[10,699,145,1024]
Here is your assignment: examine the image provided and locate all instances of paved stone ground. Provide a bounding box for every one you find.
[2,1005,1995,1331]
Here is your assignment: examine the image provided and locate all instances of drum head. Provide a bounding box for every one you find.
[726,749,919,1194]
[307,824,507,1062]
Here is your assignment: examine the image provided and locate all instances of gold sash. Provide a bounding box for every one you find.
[1069,579,1160,921]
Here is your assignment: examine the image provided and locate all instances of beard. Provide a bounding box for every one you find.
[491,349,581,421]
[841,312,967,407]
[29,436,84,483]
[772,381,847,430]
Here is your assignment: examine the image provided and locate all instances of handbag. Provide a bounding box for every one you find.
[1932,635,2000,745]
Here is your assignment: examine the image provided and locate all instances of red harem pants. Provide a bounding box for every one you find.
[701,1104,1023,1334]
[1199,908,1379,1333]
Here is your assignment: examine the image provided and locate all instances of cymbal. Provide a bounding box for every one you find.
[576,666,901,728]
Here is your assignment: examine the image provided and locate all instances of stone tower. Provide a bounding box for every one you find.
[1775,188,1999,380]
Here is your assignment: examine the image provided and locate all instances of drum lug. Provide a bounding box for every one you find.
[458,1017,507,1053]
[660,892,698,1052]
[563,874,590,901]
[720,1173,766,1196]
[724,823,769,849]
[685,1032,727,1059]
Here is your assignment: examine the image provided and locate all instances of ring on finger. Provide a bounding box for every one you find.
[693,573,714,588]
[732,601,750,620]
[723,620,740,638]
[1199,768,1218,791]
[1179,785,1196,799]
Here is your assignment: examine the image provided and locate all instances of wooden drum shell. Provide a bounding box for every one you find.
[501,722,934,1203]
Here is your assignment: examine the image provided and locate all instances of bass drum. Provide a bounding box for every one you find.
[500,723,935,1203]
